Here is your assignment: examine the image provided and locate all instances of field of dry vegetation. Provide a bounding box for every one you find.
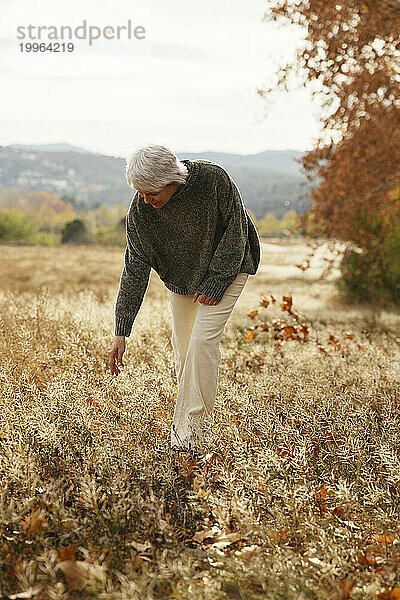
[1,239,400,600]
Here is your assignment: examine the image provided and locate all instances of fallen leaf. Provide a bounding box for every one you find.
[268,529,287,544]
[373,533,395,544]
[357,550,377,566]
[314,488,328,512]
[377,586,400,599]
[279,529,287,542]
[247,310,258,319]
[57,546,76,561]
[21,508,47,537]
[331,505,344,516]
[339,576,354,599]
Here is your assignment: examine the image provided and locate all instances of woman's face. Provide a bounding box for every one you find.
[136,183,180,209]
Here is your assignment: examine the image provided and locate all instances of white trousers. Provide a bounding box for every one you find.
[167,272,249,450]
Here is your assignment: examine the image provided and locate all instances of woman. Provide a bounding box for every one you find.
[108,144,261,453]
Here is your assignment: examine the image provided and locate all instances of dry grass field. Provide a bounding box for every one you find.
[1,239,400,600]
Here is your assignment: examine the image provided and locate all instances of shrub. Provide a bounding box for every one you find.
[381,225,400,302]
[61,219,92,244]
[94,226,125,246]
[338,222,400,305]
[0,208,37,242]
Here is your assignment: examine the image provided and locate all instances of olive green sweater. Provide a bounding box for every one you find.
[114,159,261,337]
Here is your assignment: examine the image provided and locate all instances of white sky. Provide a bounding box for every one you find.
[1,0,322,156]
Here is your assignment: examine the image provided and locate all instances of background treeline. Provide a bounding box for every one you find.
[0,190,125,246]
[0,188,300,246]
[0,146,312,220]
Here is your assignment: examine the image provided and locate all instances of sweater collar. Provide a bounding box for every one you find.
[167,159,200,202]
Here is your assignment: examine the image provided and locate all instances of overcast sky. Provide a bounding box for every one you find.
[1,0,322,157]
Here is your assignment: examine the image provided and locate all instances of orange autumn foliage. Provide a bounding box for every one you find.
[260,0,400,251]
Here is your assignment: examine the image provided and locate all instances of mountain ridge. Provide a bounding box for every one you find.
[0,144,312,219]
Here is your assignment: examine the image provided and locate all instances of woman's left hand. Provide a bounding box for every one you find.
[193,292,218,305]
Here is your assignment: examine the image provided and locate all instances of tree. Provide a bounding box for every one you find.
[0,209,36,242]
[61,219,91,244]
[280,209,298,233]
[259,213,280,236]
[0,189,75,234]
[260,0,400,300]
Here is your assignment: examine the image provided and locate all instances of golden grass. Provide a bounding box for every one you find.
[0,239,400,599]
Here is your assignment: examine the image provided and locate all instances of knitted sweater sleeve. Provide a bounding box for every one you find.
[196,170,248,302]
[114,209,151,337]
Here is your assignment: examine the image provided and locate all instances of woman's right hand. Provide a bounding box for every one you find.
[109,336,126,375]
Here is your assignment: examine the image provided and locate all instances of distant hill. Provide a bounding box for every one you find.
[177,150,305,176]
[10,143,90,154]
[0,145,312,219]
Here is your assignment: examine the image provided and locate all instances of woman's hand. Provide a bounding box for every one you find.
[193,293,218,305]
[108,336,126,375]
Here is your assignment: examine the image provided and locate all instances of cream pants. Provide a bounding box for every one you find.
[167,272,249,450]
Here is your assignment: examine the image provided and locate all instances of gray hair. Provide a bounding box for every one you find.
[125,144,189,193]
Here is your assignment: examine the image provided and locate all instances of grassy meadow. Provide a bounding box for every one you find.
[1,239,400,599]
